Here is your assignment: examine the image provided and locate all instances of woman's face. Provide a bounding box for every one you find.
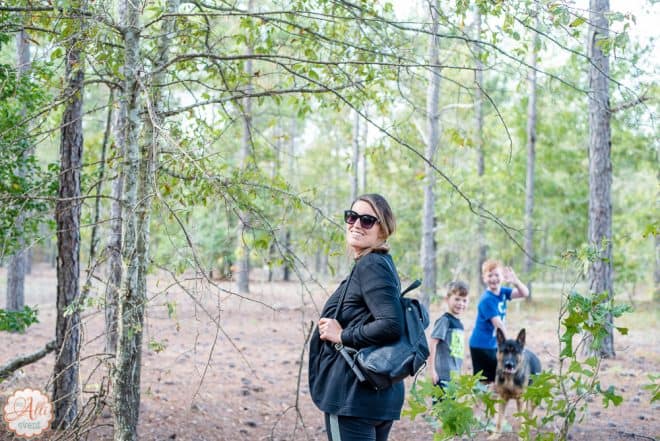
[346,200,383,254]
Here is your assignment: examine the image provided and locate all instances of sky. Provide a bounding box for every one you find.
[393,0,658,80]
[393,0,658,49]
[611,0,659,64]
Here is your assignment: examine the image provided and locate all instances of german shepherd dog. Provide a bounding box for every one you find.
[492,328,542,436]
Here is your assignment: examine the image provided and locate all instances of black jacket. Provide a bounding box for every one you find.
[308,252,405,420]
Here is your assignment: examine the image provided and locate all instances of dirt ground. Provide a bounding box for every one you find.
[0,264,658,441]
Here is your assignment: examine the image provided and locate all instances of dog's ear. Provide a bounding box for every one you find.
[496,328,506,345]
[517,328,526,348]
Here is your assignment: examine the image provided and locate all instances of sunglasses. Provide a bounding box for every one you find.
[344,210,380,230]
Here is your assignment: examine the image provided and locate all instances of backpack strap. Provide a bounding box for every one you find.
[383,255,421,297]
[331,265,369,382]
[381,255,401,292]
[332,265,356,320]
[401,279,422,296]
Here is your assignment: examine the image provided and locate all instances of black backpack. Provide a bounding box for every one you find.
[336,278,431,391]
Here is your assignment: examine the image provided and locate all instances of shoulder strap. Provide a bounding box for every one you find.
[401,279,422,297]
[381,254,422,297]
[333,265,356,320]
[381,254,401,292]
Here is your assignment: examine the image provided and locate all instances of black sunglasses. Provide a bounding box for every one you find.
[344,210,380,230]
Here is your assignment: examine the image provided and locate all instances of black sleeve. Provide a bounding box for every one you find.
[340,254,403,348]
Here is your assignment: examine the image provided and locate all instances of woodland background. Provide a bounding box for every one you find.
[0,0,657,439]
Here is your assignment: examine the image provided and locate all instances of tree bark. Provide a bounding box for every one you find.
[88,90,113,272]
[420,0,441,309]
[52,12,84,428]
[283,230,291,281]
[361,109,368,192]
[268,123,282,282]
[25,248,32,275]
[474,8,487,290]
[6,28,32,313]
[282,117,297,281]
[112,0,145,438]
[587,0,614,358]
[6,250,26,312]
[113,0,176,436]
[655,232,659,302]
[104,101,124,355]
[0,341,55,380]
[351,109,360,201]
[236,0,254,294]
[524,13,539,299]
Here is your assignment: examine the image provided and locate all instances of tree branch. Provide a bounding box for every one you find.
[610,93,650,113]
[0,340,56,380]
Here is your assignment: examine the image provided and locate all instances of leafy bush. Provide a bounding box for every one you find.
[406,249,632,440]
[0,306,39,333]
[405,373,497,440]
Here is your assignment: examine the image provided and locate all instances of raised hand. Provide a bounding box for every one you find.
[501,266,519,284]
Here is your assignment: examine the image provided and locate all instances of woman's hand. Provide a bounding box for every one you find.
[318,318,343,344]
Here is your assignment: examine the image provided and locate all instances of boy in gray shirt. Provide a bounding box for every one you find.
[428,281,469,391]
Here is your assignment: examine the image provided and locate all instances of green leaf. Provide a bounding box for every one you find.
[584,356,598,368]
[569,17,586,28]
[599,384,624,408]
[148,339,167,353]
[51,47,64,62]
[615,326,628,336]
[0,306,39,333]
[568,360,582,374]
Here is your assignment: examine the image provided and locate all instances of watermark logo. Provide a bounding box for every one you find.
[3,388,53,438]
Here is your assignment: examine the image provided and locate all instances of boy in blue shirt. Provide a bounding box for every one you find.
[469,259,529,383]
[428,281,469,391]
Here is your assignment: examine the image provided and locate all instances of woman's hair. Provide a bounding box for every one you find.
[349,193,396,259]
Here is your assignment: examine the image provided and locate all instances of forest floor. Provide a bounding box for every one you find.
[0,263,658,441]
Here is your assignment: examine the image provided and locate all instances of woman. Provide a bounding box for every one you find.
[308,194,404,441]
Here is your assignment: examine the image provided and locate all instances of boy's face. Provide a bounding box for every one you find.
[447,293,468,316]
[483,267,503,292]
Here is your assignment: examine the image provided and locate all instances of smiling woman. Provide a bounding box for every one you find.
[344,195,396,259]
[308,193,405,441]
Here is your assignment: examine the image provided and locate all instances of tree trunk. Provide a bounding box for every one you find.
[351,109,360,201]
[283,230,291,281]
[113,0,176,437]
[104,102,124,355]
[6,28,31,313]
[52,14,84,428]
[25,248,32,275]
[587,0,614,358]
[524,13,539,299]
[88,90,113,272]
[282,117,297,281]
[361,109,368,192]
[654,232,659,301]
[268,122,281,283]
[112,0,145,437]
[314,250,321,274]
[236,0,254,294]
[6,252,26,311]
[420,0,441,309]
[474,8,487,290]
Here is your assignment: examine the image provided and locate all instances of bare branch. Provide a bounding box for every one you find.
[610,92,650,113]
[0,340,56,380]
